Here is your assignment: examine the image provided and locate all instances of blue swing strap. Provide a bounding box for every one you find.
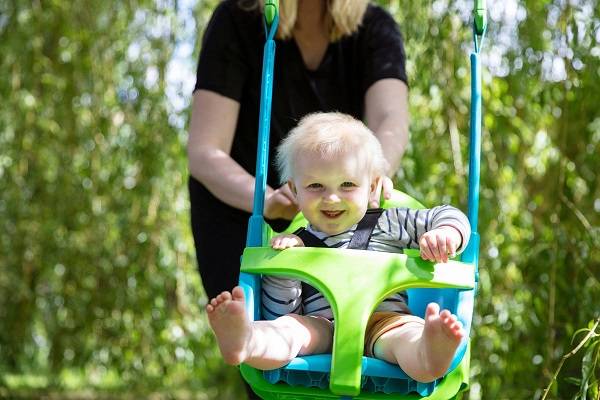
[241,1,280,321]
[246,4,279,248]
[461,2,487,275]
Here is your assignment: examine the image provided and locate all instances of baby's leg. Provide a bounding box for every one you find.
[206,286,333,370]
[372,303,465,383]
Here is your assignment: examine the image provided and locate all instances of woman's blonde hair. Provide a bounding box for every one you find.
[276,112,388,183]
[240,0,369,42]
[280,0,368,41]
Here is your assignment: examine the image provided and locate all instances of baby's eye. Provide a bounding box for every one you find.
[306,183,323,190]
[341,181,357,188]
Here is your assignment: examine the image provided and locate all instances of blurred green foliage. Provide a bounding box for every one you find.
[1,0,598,399]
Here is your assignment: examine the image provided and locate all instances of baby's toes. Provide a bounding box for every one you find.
[439,309,452,320]
[440,313,456,329]
[449,320,465,339]
[231,286,245,301]
[452,320,463,333]
[445,314,458,328]
[217,291,232,303]
[443,315,464,338]
[425,303,440,321]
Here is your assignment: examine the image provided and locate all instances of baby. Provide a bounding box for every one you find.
[207,112,471,383]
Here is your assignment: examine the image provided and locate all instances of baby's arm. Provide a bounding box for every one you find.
[385,205,470,263]
[261,275,303,318]
[419,205,471,262]
[270,234,305,250]
[419,226,462,263]
[264,235,305,318]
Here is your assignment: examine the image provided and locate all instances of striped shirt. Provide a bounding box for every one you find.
[261,205,471,321]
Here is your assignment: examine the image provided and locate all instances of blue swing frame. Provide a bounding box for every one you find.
[238,1,488,397]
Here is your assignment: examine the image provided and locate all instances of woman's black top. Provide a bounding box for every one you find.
[192,0,407,210]
[189,0,407,298]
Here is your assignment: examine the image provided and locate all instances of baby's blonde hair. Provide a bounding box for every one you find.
[276,112,388,183]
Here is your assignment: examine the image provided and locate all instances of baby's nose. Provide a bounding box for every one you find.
[323,192,341,203]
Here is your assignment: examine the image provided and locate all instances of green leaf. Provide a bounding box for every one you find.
[589,381,598,400]
[573,328,593,345]
[566,377,582,386]
[579,341,600,400]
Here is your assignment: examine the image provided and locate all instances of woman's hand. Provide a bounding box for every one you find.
[270,234,305,250]
[419,226,462,263]
[264,184,299,221]
[369,176,394,208]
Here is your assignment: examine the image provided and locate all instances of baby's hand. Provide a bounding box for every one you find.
[419,226,462,263]
[270,234,305,250]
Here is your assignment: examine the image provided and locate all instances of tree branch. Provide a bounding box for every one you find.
[541,318,600,400]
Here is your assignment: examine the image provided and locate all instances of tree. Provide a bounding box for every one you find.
[0,0,598,398]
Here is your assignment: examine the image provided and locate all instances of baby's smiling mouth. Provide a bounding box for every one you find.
[321,210,345,218]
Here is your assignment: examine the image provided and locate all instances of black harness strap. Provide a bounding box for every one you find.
[291,228,327,300]
[293,208,385,301]
[347,208,384,250]
[293,227,329,248]
[292,208,384,250]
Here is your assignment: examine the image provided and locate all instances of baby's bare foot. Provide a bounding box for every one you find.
[206,286,251,365]
[420,303,465,380]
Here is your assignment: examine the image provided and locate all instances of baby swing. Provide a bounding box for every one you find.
[238,1,487,398]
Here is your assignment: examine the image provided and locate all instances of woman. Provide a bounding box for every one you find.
[188,0,409,301]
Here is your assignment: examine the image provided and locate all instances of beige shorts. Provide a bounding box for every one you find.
[364,311,424,357]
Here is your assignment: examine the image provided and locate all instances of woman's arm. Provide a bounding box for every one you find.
[187,90,298,219]
[364,78,410,175]
[187,89,256,212]
[364,78,409,206]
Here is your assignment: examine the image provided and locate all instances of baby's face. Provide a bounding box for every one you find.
[290,151,375,235]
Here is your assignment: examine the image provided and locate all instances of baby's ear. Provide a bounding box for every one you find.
[287,180,297,196]
[370,176,380,194]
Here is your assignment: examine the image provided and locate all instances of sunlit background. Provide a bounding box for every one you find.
[1,0,599,399]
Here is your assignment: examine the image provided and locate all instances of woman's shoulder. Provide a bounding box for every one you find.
[208,0,262,29]
[362,3,398,27]
[350,3,401,46]
[218,0,261,15]
[202,0,263,46]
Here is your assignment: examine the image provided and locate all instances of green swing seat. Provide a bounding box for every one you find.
[236,1,486,398]
[239,190,476,399]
